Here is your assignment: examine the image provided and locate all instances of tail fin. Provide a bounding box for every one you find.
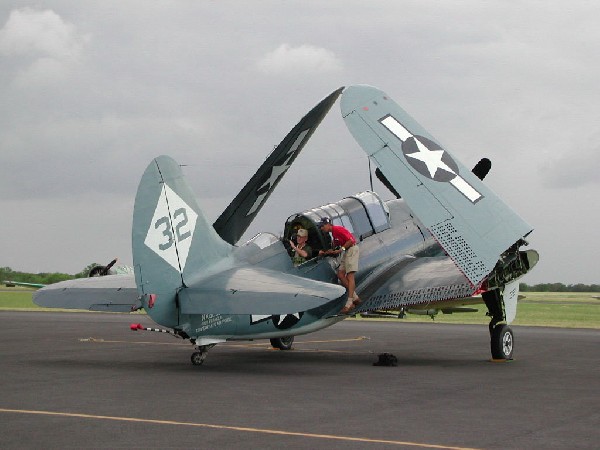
[132,156,232,325]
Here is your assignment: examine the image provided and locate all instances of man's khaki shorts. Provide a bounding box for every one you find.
[339,245,359,273]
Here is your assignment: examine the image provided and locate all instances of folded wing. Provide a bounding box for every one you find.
[213,87,344,245]
[341,85,532,286]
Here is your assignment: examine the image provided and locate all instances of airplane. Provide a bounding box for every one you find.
[3,281,46,289]
[86,258,134,277]
[34,85,538,365]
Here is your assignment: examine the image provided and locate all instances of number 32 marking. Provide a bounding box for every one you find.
[155,208,192,251]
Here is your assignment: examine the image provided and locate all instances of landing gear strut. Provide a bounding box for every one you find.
[483,289,514,360]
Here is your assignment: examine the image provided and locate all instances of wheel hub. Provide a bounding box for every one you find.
[502,332,513,356]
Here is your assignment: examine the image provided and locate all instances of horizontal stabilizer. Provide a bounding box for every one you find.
[33,275,138,311]
[179,267,346,315]
[341,85,533,286]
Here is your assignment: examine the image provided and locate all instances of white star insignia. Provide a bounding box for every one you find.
[405,138,456,179]
[276,313,301,325]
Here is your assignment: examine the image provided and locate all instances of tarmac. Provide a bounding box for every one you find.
[1,311,598,449]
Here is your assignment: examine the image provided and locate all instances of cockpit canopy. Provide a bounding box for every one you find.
[284,191,390,257]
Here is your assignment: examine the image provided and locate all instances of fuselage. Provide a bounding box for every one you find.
[171,192,446,342]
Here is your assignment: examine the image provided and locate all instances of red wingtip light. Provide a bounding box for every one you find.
[130,323,143,331]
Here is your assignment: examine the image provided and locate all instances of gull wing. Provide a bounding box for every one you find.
[213,87,344,245]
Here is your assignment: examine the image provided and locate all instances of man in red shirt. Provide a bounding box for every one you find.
[318,217,361,314]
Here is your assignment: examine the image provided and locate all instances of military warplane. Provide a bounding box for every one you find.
[34,85,538,364]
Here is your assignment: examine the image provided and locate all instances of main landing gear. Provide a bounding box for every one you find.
[270,336,295,350]
[482,289,514,360]
[490,324,514,360]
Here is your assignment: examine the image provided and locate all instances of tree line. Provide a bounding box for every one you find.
[520,283,600,292]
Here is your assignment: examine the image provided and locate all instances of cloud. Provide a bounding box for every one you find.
[0,7,89,85]
[540,144,600,189]
[256,43,342,75]
[0,1,599,284]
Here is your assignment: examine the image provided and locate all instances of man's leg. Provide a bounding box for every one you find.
[347,272,356,300]
[344,246,360,304]
[337,269,356,313]
[337,269,349,289]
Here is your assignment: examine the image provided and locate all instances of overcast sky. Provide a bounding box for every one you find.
[1,1,599,284]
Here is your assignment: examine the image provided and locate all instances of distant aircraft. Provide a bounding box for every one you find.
[3,281,46,289]
[86,258,133,277]
[34,85,538,364]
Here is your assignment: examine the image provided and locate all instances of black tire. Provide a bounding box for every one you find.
[270,336,294,350]
[190,351,206,365]
[490,325,514,360]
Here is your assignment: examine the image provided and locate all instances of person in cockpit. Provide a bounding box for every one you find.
[289,228,312,266]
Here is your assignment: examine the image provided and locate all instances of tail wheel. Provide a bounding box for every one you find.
[270,336,294,350]
[491,325,514,360]
[191,351,207,366]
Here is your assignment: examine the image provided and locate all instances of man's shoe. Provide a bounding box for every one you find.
[339,304,355,314]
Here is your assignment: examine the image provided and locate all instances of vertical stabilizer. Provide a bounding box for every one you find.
[132,156,232,326]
